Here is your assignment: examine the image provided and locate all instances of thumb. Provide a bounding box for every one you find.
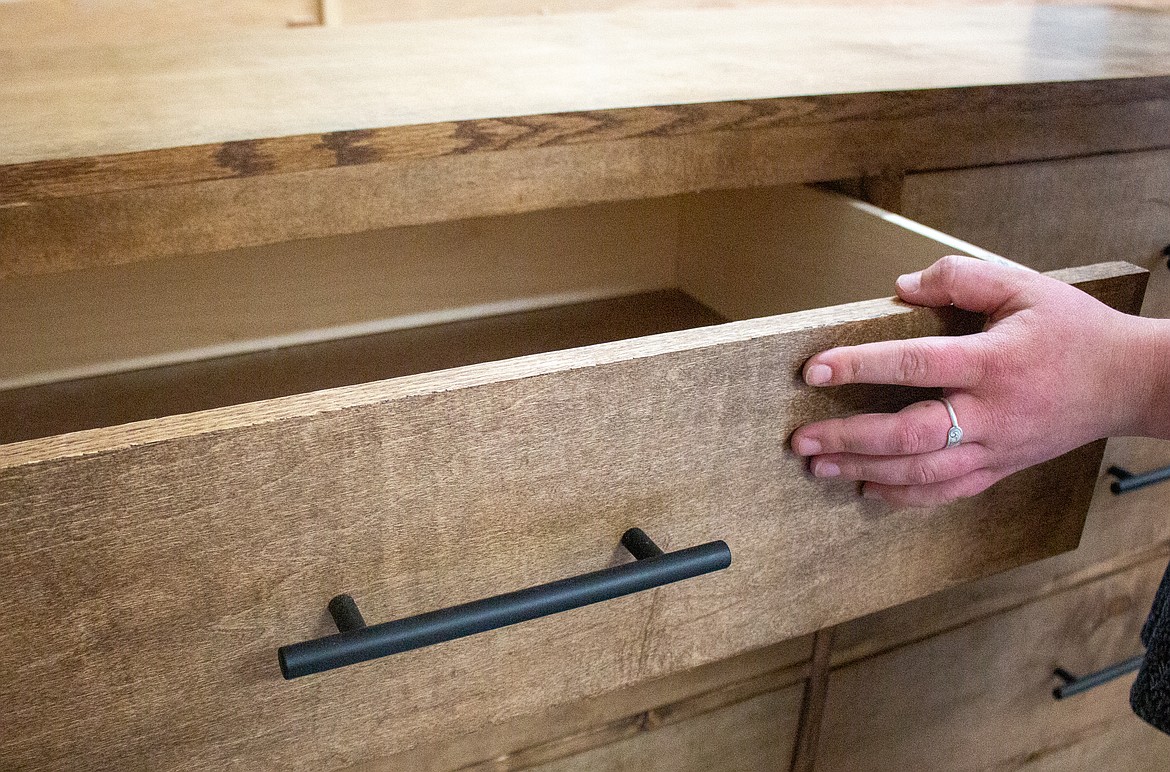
[896,255,1039,315]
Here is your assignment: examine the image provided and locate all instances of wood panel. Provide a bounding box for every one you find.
[378,637,811,771]
[529,683,804,772]
[0,197,677,390]
[788,628,836,772]
[830,484,1170,668]
[677,186,1017,323]
[0,263,1143,770]
[902,149,1170,316]
[817,557,1170,772]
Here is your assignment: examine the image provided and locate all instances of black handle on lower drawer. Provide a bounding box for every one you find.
[1052,654,1144,699]
[1107,465,1170,494]
[277,528,731,679]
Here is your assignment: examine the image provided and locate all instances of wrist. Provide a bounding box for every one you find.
[1115,316,1170,439]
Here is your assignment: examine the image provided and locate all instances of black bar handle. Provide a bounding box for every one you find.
[1107,465,1170,494]
[278,528,731,679]
[1052,654,1144,699]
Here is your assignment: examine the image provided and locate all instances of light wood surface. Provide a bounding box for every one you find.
[6,6,1168,170]
[0,183,999,441]
[817,557,1170,771]
[8,1,1170,51]
[0,263,1143,770]
[0,198,677,390]
[677,186,1015,323]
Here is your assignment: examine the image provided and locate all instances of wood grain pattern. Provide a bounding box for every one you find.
[529,682,805,772]
[6,76,1170,208]
[377,637,811,771]
[0,262,1144,770]
[9,94,1170,281]
[816,557,1170,772]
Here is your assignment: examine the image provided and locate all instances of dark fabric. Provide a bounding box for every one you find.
[1131,560,1170,733]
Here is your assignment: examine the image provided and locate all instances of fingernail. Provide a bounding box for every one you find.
[794,437,822,456]
[896,271,922,293]
[862,485,883,500]
[813,460,840,478]
[805,364,832,386]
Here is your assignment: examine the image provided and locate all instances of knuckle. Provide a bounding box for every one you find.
[895,345,931,383]
[932,254,966,285]
[907,459,938,486]
[894,421,931,454]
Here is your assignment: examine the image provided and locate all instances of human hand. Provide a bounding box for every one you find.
[790,255,1169,507]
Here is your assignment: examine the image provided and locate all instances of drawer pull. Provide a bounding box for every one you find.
[277,527,731,679]
[1106,465,1170,494]
[1052,654,1144,699]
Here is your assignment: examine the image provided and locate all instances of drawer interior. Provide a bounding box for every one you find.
[0,185,997,444]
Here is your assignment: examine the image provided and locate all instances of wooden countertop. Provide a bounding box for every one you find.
[3,5,1169,278]
[4,6,1169,196]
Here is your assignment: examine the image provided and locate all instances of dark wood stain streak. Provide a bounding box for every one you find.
[2,77,1169,206]
[0,155,100,204]
[213,140,275,177]
[319,129,381,166]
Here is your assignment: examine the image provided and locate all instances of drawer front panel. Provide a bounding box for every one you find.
[0,263,1145,770]
[818,558,1170,771]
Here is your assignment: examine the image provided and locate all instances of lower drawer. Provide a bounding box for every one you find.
[0,185,1146,769]
[531,682,805,772]
[817,557,1170,771]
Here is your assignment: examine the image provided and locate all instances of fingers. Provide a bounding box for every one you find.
[803,336,988,389]
[801,256,1038,389]
[792,398,983,456]
[894,254,1038,315]
[808,443,988,486]
[861,468,1005,508]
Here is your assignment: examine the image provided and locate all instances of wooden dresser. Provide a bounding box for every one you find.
[2,4,1169,770]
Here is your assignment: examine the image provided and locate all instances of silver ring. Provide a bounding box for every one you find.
[939,397,963,449]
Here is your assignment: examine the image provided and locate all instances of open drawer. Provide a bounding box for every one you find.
[0,185,1147,770]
